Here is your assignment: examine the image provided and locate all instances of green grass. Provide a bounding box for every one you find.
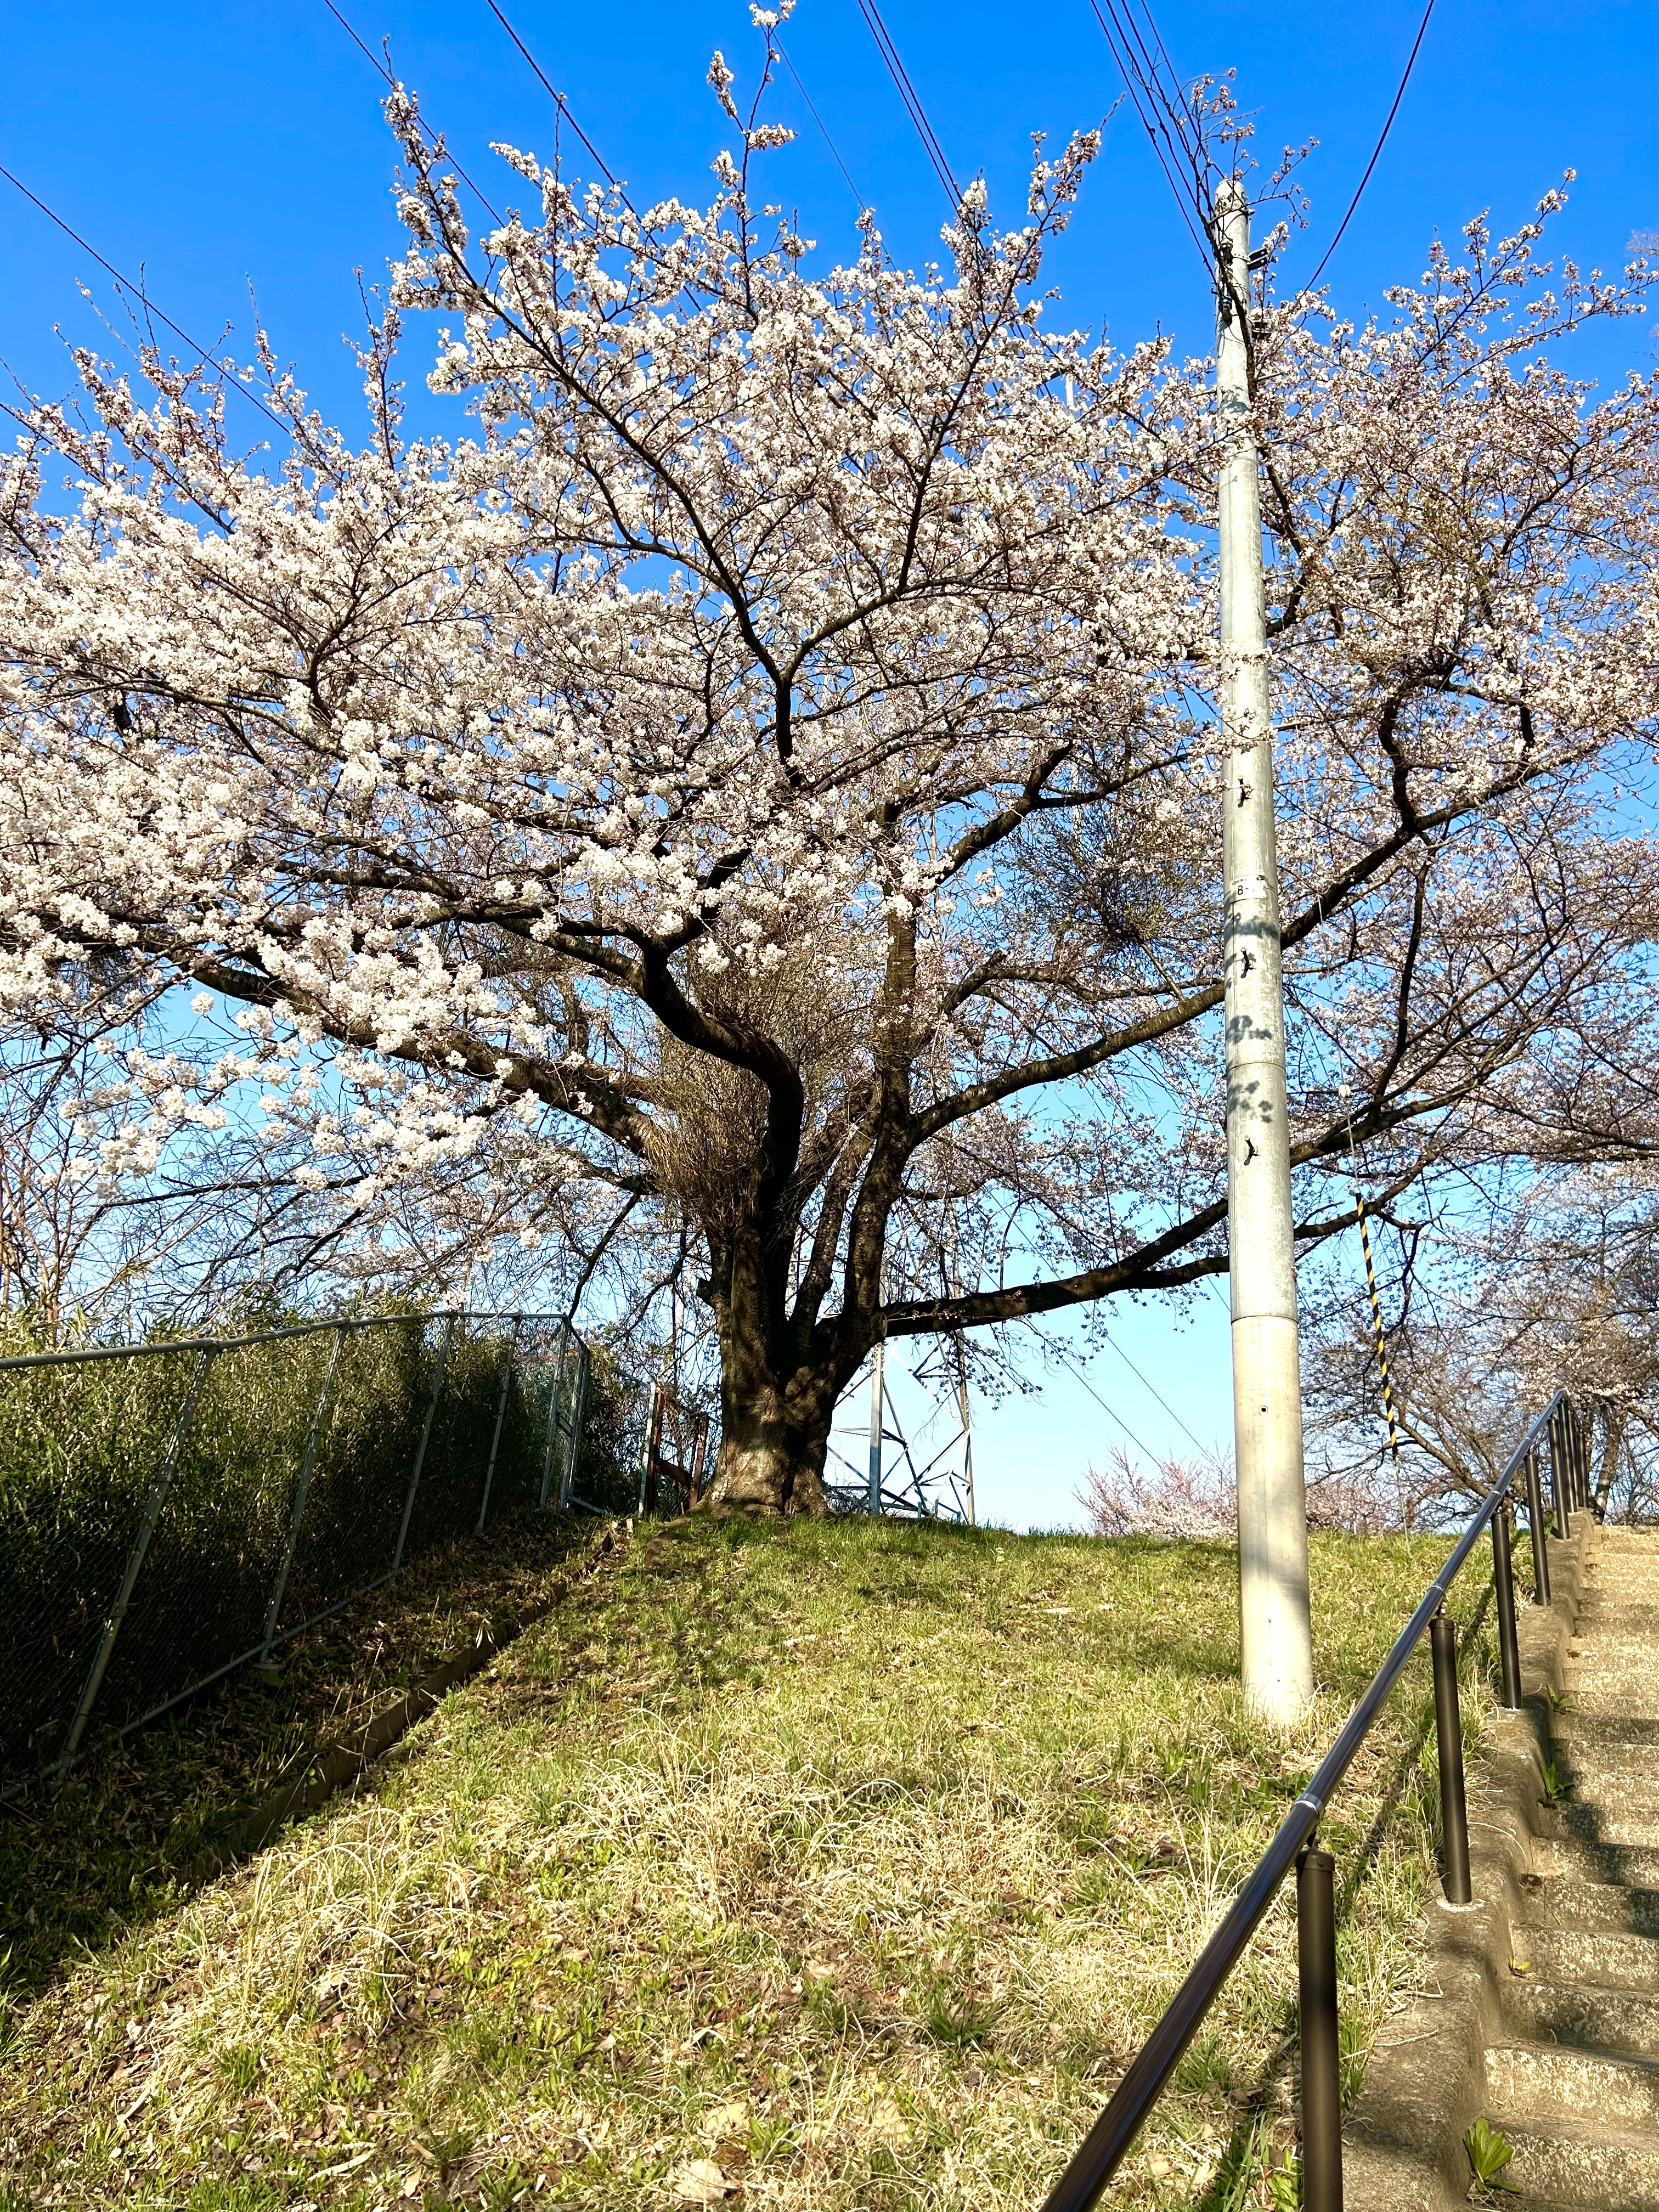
[0,1508,607,1997]
[0,1518,1500,2210]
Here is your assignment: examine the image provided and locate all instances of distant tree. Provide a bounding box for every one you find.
[1077,1440,1390,1538]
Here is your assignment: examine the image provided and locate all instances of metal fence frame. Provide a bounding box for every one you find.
[1,1308,592,1792]
[7,1310,981,1795]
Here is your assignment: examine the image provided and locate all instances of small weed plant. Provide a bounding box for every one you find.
[1540,1757,1573,1808]
[1465,2115,1521,2197]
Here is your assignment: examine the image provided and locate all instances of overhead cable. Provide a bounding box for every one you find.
[1108,0,1205,218]
[0,162,292,439]
[775,35,867,215]
[1098,1331,1210,1454]
[319,0,504,222]
[1082,0,1212,276]
[1055,1343,1163,1468]
[850,0,961,212]
[476,0,628,199]
[1304,0,1435,292]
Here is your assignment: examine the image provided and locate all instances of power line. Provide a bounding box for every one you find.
[850,0,961,213]
[0,162,293,439]
[1108,0,1205,218]
[1099,1331,1210,1454]
[775,36,867,216]
[319,0,504,223]
[1053,1342,1164,1466]
[476,0,627,200]
[1304,0,1435,292]
[320,0,396,81]
[1083,0,1212,277]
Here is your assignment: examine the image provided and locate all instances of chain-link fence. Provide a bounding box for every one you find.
[0,1309,654,1795]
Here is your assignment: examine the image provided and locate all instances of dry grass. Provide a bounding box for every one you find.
[0,1516,1501,2211]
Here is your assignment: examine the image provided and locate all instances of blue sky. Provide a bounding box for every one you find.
[3,0,1655,1524]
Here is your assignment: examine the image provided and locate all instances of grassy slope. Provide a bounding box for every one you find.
[0,1517,1502,2212]
[0,1514,601,1998]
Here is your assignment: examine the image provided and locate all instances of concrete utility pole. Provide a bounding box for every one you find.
[1215,178,1314,1727]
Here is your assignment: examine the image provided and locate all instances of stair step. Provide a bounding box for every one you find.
[1553,1738,1659,1780]
[1554,1763,1659,1812]
[1505,1974,1659,2057]
[1515,1929,1659,1990]
[1565,1680,1659,1717]
[1376,1532,1659,2203]
[1485,2040,1659,2128]
[1490,2108,1659,2211]
[1516,1876,1659,1938]
[1531,1836,1659,1891]
[1553,1714,1659,1756]
[1549,1803,1659,1850]
[1565,1666,1659,1692]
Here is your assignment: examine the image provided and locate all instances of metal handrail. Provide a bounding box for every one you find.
[1041,1387,1575,2212]
[0,1307,570,1373]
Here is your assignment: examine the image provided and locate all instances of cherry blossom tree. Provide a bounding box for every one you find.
[1306,1161,1659,1526]
[3,25,1658,1513]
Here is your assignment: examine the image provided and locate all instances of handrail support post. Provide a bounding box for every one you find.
[1431,1607,1473,1904]
[1493,1501,1522,1710]
[1524,1448,1551,1606]
[1550,1404,1571,1539]
[1297,1839,1343,2212]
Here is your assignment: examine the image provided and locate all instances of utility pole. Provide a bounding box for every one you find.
[867,1338,886,1514]
[1215,178,1314,1727]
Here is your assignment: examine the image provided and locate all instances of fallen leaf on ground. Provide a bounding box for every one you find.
[672,2157,729,2204]
[870,2094,909,2145]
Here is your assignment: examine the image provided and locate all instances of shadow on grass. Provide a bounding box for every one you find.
[0,1509,600,1999]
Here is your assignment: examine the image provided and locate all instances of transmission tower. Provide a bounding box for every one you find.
[824,1334,976,1522]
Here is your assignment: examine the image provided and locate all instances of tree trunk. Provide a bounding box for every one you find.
[708,1386,832,1514]
[703,1271,839,1515]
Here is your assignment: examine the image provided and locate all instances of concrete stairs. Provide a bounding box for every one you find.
[1485,1528,1659,2211]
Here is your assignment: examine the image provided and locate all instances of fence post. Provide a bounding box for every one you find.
[476,1316,524,1532]
[637,1383,662,1515]
[558,1342,590,1511]
[257,1323,347,1671]
[1492,1503,1521,1710]
[1431,1607,1472,1904]
[1524,1448,1551,1606]
[57,1345,217,1778]
[392,1314,456,1577]
[537,1317,573,1511]
[1297,1839,1343,2212]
